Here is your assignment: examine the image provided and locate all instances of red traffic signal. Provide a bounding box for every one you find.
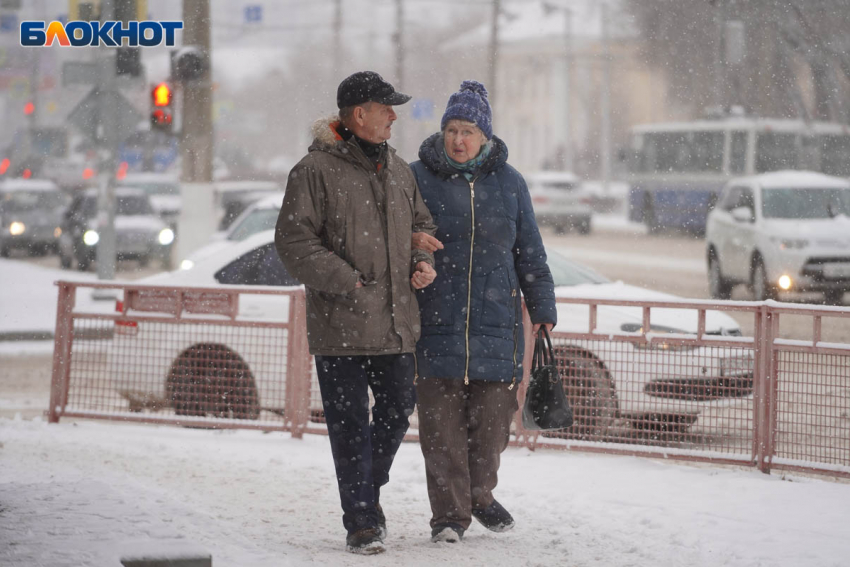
[23,102,35,115]
[152,82,171,107]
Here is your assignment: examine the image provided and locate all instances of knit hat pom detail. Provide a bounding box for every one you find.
[459,80,489,100]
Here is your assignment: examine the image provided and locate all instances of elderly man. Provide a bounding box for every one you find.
[275,71,437,555]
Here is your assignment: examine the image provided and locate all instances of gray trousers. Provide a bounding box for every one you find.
[416,377,519,530]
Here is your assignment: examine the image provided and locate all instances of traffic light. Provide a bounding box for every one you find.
[150,82,173,133]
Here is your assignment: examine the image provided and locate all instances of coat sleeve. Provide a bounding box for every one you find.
[410,175,437,270]
[274,161,361,295]
[512,171,558,325]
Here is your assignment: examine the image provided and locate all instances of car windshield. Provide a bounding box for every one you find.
[228,209,280,241]
[122,182,179,196]
[545,249,610,286]
[1,190,65,213]
[762,187,850,219]
[116,196,154,216]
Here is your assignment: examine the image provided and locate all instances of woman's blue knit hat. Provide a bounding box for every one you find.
[440,80,493,139]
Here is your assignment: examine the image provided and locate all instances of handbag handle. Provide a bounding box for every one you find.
[532,326,556,370]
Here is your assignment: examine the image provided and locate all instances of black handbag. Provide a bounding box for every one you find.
[522,327,574,431]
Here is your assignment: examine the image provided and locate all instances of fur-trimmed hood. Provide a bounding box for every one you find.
[309,114,343,149]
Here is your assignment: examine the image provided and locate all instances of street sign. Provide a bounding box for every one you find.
[244,5,262,24]
[68,88,143,143]
[62,61,100,87]
[411,98,434,121]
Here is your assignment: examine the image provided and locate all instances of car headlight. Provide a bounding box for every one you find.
[777,275,792,290]
[158,228,175,245]
[83,229,99,246]
[9,221,25,235]
[180,259,194,270]
[771,237,809,250]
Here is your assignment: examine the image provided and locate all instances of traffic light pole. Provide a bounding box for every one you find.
[175,0,216,264]
[95,0,118,283]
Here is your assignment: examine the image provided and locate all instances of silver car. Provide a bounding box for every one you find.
[0,179,67,257]
[526,171,592,234]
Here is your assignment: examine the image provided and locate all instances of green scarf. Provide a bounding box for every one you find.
[444,141,492,181]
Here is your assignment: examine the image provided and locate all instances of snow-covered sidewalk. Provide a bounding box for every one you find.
[1,417,848,567]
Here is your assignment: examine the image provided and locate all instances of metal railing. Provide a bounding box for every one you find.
[48,281,850,479]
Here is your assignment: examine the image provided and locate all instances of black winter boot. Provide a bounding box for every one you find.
[472,500,515,532]
[376,503,387,540]
[345,528,385,555]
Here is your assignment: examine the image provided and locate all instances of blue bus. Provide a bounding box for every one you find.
[627,117,850,235]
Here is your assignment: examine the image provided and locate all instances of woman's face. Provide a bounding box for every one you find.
[443,120,487,164]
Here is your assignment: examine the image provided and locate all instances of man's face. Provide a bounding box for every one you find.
[356,102,397,144]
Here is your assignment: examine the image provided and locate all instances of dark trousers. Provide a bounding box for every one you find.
[416,377,519,530]
[315,353,417,534]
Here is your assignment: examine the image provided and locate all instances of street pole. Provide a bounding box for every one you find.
[395,0,404,90]
[333,0,342,80]
[96,0,118,282]
[488,0,500,101]
[563,7,572,172]
[600,2,612,194]
[175,0,216,263]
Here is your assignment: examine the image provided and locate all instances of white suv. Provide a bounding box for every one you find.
[706,171,850,304]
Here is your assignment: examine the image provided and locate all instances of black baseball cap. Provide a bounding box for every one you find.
[337,71,412,109]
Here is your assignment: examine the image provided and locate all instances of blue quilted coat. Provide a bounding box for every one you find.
[411,133,557,385]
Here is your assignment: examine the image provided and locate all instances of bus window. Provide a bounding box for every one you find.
[755,132,800,172]
[818,134,850,176]
[639,131,723,173]
[729,131,747,174]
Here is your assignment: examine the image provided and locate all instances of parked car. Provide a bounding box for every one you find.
[706,171,850,304]
[526,171,592,234]
[113,231,750,436]
[178,193,284,270]
[58,188,174,270]
[214,180,282,231]
[118,172,181,229]
[0,178,67,257]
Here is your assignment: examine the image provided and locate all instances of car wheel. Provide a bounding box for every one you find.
[59,250,72,269]
[824,289,845,305]
[708,253,733,300]
[549,347,618,440]
[554,224,568,235]
[138,255,150,268]
[578,219,591,235]
[166,343,260,420]
[645,197,662,235]
[751,258,776,301]
[77,254,91,271]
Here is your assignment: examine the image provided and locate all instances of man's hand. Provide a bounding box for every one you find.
[411,261,437,289]
[412,232,444,252]
[532,323,555,334]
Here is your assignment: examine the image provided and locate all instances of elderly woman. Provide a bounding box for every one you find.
[410,81,557,543]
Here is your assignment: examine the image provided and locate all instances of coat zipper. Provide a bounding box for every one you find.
[464,177,476,385]
[413,351,419,385]
[509,287,518,390]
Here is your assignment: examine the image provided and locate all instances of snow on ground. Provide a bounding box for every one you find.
[1,417,849,567]
[0,259,96,339]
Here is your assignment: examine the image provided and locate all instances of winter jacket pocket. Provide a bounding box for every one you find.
[479,265,516,329]
[327,285,384,348]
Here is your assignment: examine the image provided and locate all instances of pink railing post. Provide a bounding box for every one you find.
[284,290,311,439]
[48,282,75,423]
[754,305,777,474]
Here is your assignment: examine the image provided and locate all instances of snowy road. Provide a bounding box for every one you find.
[2,418,849,567]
